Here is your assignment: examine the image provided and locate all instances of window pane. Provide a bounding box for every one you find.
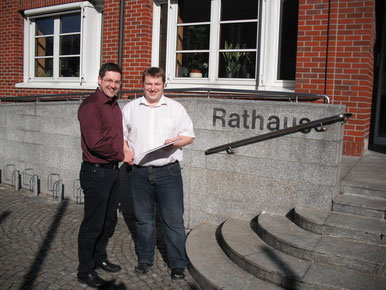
[176,53,208,77]
[221,0,258,21]
[178,0,210,23]
[278,0,298,80]
[60,35,80,55]
[35,58,53,77]
[60,57,80,77]
[177,25,210,50]
[219,51,256,78]
[220,23,257,49]
[35,17,54,35]
[35,37,53,56]
[61,13,81,33]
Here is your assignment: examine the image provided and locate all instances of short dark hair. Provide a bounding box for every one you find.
[99,63,122,78]
[142,67,166,84]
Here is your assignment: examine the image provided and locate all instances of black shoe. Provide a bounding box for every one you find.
[171,268,185,280]
[96,260,122,273]
[77,272,106,288]
[134,263,152,275]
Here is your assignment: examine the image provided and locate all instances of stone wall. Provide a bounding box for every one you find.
[0,98,345,228]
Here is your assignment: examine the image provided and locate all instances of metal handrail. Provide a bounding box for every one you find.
[205,113,352,155]
[0,88,329,103]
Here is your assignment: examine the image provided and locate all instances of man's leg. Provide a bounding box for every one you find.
[129,166,156,266]
[94,170,120,264]
[154,163,188,270]
[77,164,119,275]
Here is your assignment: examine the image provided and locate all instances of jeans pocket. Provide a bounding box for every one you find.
[168,162,181,176]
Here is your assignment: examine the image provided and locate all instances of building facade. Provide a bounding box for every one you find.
[0,0,384,156]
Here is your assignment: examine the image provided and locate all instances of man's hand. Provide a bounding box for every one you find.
[123,141,134,165]
[164,136,194,149]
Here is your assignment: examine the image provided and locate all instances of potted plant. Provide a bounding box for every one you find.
[222,41,248,78]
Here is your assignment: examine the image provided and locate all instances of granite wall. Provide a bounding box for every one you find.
[0,98,345,228]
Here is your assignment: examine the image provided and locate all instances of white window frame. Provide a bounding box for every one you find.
[152,0,296,91]
[16,1,102,89]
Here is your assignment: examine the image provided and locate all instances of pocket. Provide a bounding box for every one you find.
[168,162,181,176]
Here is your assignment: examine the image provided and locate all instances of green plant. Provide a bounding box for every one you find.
[222,41,249,76]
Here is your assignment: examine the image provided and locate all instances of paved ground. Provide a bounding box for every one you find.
[1,150,385,290]
[0,183,200,290]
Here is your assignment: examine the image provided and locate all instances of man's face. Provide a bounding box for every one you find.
[98,71,121,98]
[143,75,165,106]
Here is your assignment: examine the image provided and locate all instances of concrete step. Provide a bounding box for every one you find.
[294,205,386,245]
[186,222,283,290]
[333,193,386,219]
[220,217,386,290]
[257,212,386,275]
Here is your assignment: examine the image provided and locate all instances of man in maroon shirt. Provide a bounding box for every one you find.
[77,63,132,287]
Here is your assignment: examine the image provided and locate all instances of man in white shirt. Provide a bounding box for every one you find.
[122,67,194,280]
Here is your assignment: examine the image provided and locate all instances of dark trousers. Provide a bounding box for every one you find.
[128,162,188,269]
[77,162,120,275]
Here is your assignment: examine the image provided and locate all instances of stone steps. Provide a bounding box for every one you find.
[294,205,386,245]
[333,193,386,219]
[257,212,385,275]
[186,222,283,290]
[220,217,385,290]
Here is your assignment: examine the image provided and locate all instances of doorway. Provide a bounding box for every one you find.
[371,0,386,152]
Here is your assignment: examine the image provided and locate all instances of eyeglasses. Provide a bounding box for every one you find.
[103,78,121,85]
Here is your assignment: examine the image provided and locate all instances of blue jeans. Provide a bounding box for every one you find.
[128,162,188,269]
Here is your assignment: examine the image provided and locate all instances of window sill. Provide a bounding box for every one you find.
[15,81,98,90]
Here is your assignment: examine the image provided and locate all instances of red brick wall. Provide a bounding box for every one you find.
[0,0,153,98]
[0,0,91,98]
[296,0,376,156]
[120,0,153,90]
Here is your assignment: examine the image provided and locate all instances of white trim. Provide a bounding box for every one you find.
[24,2,93,17]
[17,1,101,90]
[151,1,161,66]
[157,0,295,91]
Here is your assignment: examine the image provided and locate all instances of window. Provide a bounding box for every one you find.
[154,0,298,90]
[17,2,102,89]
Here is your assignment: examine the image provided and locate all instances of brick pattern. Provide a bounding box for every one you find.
[0,0,92,98]
[296,0,376,156]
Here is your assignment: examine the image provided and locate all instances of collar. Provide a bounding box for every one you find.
[139,95,167,107]
[95,88,118,105]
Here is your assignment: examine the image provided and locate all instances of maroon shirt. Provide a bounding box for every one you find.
[78,89,124,163]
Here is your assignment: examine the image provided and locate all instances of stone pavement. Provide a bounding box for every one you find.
[0,183,200,290]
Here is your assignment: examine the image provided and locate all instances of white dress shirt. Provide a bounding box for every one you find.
[122,95,195,166]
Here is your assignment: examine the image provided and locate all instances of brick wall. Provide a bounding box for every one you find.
[296,0,376,156]
[0,0,154,98]
[0,0,92,98]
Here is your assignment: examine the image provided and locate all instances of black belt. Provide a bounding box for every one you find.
[134,161,178,168]
[83,161,119,169]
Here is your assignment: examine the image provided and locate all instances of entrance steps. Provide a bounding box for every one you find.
[187,206,386,289]
[187,152,386,289]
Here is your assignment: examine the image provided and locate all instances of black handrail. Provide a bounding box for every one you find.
[205,113,352,155]
[0,88,329,103]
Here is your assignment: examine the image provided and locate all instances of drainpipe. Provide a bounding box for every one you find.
[118,0,125,98]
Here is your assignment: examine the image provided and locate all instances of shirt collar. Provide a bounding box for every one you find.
[95,88,118,105]
[140,94,167,107]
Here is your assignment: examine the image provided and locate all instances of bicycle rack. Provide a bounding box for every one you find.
[12,170,21,191]
[73,179,84,204]
[30,174,39,196]
[3,164,15,183]
[22,168,35,188]
[48,173,63,203]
